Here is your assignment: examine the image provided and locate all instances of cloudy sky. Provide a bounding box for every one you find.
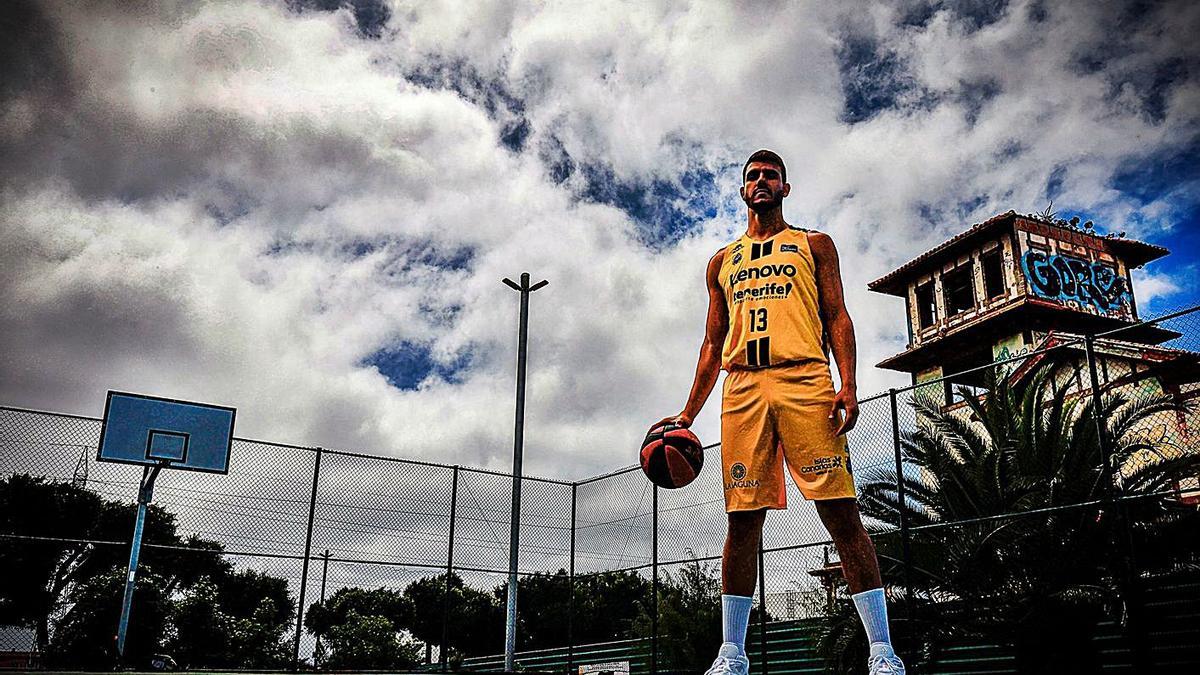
[2,0,1198,481]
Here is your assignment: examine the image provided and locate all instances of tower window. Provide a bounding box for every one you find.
[916,281,937,328]
[943,264,976,316]
[981,249,1005,299]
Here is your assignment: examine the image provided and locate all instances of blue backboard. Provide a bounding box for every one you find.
[97,391,235,474]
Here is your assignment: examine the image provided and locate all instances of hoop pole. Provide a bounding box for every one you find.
[116,463,162,661]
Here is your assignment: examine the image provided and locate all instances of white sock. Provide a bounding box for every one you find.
[851,588,893,653]
[721,594,754,652]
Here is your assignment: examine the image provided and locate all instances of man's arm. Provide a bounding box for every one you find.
[656,248,729,429]
[808,231,859,435]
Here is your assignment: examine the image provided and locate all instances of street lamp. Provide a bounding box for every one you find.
[501,272,547,672]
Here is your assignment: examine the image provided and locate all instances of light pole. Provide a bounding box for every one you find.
[501,272,547,672]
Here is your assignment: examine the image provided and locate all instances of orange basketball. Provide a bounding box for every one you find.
[639,423,704,489]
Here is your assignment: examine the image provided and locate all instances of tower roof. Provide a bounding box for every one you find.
[868,211,1169,297]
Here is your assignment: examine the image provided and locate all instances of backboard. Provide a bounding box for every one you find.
[97,391,235,474]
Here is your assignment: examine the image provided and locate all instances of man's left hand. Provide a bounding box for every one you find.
[830,387,858,436]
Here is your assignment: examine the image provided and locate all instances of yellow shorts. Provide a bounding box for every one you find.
[720,361,856,512]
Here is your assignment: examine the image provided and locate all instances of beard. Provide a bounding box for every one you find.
[745,191,783,214]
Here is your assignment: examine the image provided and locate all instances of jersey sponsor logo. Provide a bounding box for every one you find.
[732,281,791,303]
[732,252,742,265]
[798,455,844,476]
[780,243,799,253]
[727,263,797,289]
[725,462,760,490]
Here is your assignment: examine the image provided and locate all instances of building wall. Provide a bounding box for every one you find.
[1012,218,1135,321]
[898,218,1137,382]
[905,233,1019,349]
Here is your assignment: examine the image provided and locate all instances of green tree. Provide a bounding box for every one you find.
[169,569,294,669]
[834,359,1200,672]
[306,586,416,667]
[565,569,653,645]
[635,557,770,672]
[0,474,222,654]
[514,570,573,650]
[403,572,502,661]
[451,577,502,657]
[404,574,450,662]
[490,569,651,653]
[215,568,293,640]
[46,567,172,669]
[322,611,422,670]
[0,474,296,670]
[170,580,226,667]
[306,586,412,636]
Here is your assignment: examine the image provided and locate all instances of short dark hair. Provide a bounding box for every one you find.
[743,149,786,184]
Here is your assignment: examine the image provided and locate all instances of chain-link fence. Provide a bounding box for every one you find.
[2,305,1198,672]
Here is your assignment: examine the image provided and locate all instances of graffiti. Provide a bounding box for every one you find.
[1021,250,1131,315]
[994,343,1035,362]
[992,334,1032,378]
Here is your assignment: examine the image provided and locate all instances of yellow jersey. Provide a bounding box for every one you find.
[718,227,827,370]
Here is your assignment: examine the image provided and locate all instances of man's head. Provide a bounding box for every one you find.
[740,149,789,214]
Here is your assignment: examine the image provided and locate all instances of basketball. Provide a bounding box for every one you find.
[639,423,704,489]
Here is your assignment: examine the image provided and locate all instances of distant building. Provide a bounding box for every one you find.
[868,210,1199,499]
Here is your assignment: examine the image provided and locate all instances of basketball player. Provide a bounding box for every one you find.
[656,150,904,675]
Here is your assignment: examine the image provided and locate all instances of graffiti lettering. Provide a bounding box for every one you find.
[994,344,1034,361]
[1021,250,1130,315]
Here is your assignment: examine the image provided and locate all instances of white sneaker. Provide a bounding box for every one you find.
[867,645,906,675]
[704,642,750,675]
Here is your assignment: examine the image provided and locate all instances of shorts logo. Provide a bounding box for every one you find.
[780,243,799,253]
[799,456,844,476]
[725,462,759,490]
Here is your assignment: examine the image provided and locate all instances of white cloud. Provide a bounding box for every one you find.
[2,0,1196,491]
[1132,267,1182,308]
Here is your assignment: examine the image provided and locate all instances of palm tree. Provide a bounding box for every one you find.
[818,356,1198,672]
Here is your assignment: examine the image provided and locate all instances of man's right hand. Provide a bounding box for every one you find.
[653,413,692,429]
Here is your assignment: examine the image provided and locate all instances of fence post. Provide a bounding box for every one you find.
[441,466,459,671]
[651,483,659,675]
[293,446,323,671]
[1084,336,1116,491]
[888,389,914,623]
[1083,335,1148,669]
[568,482,577,675]
[757,540,767,675]
[314,549,330,670]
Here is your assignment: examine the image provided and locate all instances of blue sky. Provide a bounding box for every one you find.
[1,0,1196,479]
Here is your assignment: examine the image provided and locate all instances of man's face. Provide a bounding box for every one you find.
[740,161,789,213]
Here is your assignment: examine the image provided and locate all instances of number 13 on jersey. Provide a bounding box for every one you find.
[749,307,768,332]
[746,308,770,366]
